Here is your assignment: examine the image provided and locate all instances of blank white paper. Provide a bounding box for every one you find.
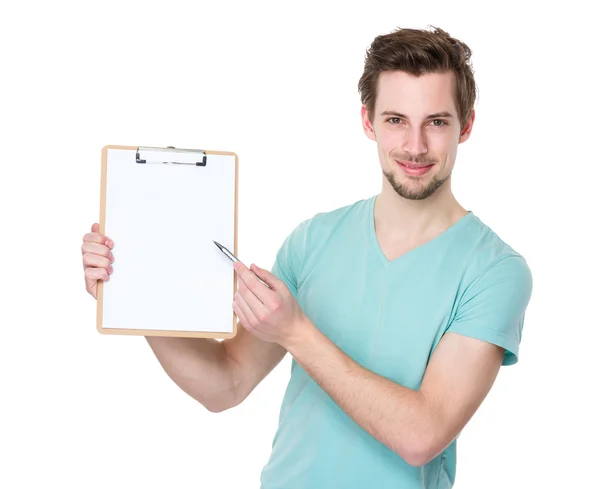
[101,148,236,333]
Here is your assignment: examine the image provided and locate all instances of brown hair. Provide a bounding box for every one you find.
[358,25,478,131]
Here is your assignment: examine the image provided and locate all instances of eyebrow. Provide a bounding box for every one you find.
[380,110,454,119]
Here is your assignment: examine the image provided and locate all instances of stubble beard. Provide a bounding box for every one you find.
[383,166,449,201]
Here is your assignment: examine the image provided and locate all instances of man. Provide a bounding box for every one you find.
[82,26,533,488]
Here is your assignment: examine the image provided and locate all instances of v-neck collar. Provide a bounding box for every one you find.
[367,195,474,267]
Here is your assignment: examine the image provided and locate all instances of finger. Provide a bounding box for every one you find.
[233,297,255,332]
[92,223,99,233]
[250,264,281,290]
[85,266,110,285]
[238,278,269,316]
[84,227,114,249]
[232,301,251,330]
[81,241,114,263]
[82,252,114,274]
[234,262,274,304]
[234,291,259,327]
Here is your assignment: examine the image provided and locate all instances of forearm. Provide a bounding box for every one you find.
[286,321,437,466]
[145,336,239,412]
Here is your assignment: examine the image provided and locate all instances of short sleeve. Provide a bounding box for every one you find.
[446,255,533,366]
[270,219,309,299]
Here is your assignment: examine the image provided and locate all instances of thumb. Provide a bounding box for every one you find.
[250,264,280,289]
[92,223,99,233]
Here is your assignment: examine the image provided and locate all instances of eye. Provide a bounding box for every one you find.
[386,117,403,125]
[430,119,448,127]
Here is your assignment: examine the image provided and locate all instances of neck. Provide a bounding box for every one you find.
[374,176,468,241]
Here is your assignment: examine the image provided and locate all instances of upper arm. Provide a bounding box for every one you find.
[418,254,533,462]
[418,332,504,462]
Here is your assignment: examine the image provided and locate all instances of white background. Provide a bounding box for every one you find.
[1,1,598,488]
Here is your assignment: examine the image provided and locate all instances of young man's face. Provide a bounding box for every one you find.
[362,70,474,200]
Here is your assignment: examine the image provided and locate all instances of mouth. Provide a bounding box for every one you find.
[396,160,435,176]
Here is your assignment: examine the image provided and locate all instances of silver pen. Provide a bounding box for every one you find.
[213,240,269,288]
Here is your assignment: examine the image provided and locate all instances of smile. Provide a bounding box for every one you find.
[396,161,434,176]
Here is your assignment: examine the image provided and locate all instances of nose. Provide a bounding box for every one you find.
[402,126,428,157]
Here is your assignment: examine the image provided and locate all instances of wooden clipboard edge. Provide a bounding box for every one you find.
[96,145,239,339]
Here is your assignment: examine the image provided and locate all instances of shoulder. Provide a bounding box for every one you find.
[285,196,374,247]
[456,213,533,323]
[272,196,372,275]
[461,212,532,285]
[447,214,533,365]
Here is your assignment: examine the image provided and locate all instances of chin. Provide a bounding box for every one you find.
[384,169,448,201]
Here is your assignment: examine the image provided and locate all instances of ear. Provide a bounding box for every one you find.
[361,105,377,141]
[458,109,475,144]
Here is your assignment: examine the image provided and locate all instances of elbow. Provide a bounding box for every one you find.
[203,392,244,413]
[195,378,244,414]
[402,446,436,467]
[203,396,239,413]
[395,430,445,467]
[205,404,228,413]
[393,395,455,466]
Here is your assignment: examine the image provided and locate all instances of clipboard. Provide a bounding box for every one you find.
[96,145,239,339]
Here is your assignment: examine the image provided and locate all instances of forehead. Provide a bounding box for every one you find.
[375,70,457,116]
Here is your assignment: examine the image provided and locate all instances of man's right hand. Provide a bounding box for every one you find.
[81,223,115,299]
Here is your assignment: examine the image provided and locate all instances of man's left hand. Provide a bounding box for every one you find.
[232,262,311,348]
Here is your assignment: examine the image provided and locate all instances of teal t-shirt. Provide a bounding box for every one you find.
[261,195,533,489]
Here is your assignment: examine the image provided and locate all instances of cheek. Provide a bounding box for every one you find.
[377,133,400,160]
[379,129,398,148]
[438,153,457,174]
[430,135,456,161]
[429,131,450,148]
